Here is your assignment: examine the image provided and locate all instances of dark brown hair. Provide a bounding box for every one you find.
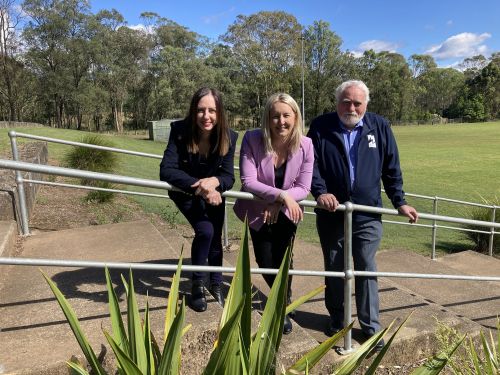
[185,87,230,156]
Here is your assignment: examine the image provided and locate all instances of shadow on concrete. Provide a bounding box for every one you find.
[50,258,186,303]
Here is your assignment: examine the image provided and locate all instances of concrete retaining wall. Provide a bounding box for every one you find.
[0,142,48,232]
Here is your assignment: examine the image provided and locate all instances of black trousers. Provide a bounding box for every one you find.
[171,193,224,284]
[249,212,296,300]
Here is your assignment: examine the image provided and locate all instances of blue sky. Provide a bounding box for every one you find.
[89,1,497,68]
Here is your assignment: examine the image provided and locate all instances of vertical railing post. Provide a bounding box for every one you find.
[488,206,496,257]
[223,201,229,248]
[342,201,354,353]
[431,197,438,259]
[8,131,30,235]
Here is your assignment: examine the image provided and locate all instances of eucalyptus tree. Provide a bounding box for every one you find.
[204,43,245,128]
[417,67,465,117]
[408,54,437,78]
[222,11,302,123]
[359,51,413,121]
[21,0,96,128]
[92,9,150,132]
[0,0,27,121]
[303,20,352,121]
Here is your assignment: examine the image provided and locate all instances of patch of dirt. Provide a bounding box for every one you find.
[26,162,194,242]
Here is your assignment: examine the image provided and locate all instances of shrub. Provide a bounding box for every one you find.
[463,197,499,253]
[63,134,119,202]
[63,134,118,176]
[430,318,500,374]
[84,181,116,203]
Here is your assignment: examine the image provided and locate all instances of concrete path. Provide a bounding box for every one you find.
[1,220,499,374]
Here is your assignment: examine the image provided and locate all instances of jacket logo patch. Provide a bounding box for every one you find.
[367,134,377,148]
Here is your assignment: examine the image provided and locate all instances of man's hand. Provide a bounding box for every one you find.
[398,204,418,223]
[317,193,339,212]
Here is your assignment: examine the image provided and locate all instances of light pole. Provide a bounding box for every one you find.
[301,33,305,132]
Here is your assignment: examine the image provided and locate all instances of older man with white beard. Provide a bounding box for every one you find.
[307,80,418,351]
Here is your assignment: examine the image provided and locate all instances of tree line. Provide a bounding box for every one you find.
[1,0,499,132]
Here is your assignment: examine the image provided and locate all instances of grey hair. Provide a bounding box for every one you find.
[335,80,370,103]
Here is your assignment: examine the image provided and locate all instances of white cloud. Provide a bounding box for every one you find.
[202,6,236,25]
[446,20,453,26]
[126,24,154,34]
[425,32,491,60]
[351,40,401,57]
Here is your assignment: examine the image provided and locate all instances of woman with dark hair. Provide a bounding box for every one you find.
[233,93,314,333]
[160,87,238,312]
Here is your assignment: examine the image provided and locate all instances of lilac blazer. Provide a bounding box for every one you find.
[233,129,314,230]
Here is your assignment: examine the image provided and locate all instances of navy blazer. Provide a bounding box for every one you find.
[159,120,238,197]
[307,112,407,220]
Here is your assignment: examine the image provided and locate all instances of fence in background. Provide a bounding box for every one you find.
[7,131,499,257]
[1,157,500,353]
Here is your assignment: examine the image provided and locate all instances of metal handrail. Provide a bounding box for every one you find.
[9,131,499,256]
[1,158,499,353]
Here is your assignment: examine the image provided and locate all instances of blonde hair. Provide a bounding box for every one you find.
[261,93,303,155]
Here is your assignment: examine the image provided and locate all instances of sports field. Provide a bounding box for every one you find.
[1,121,499,255]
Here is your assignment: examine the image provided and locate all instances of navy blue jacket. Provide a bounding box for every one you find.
[307,112,407,220]
[159,120,238,198]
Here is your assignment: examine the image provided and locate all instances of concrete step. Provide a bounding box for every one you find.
[225,238,491,370]
[437,250,500,279]
[0,221,321,375]
[0,220,17,258]
[377,249,500,331]
[0,221,224,375]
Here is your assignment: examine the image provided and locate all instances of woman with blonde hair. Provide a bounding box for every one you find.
[233,93,314,334]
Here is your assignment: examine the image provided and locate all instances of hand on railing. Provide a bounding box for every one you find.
[316,193,340,212]
[398,204,419,223]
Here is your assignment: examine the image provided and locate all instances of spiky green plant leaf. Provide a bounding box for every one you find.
[365,313,414,375]
[219,219,252,348]
[410,334,465,375]
[286,323,353,374]
[333,325,391,375]
[41,271,106,375]
[143,299,155,375]
[285,285,325,316]
[103,330,143,375]
[203,298,246,374]
[157,299,185,375]
[164,253,183,341]
[249,244,292,374]
[105,268,129,355]
[126,269,148,373]
[67,361,91,375]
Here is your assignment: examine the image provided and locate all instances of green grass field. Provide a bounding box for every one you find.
[1,121,499,256]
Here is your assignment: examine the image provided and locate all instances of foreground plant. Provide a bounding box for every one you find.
[43,220,442,374]
[42,256,186,375]
[416,318,500,375]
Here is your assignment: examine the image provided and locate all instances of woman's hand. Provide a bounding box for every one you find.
[204,190,223,206]
[263,202,282,225]
[191,177,222,205]
[191,177,220,196]
[281,193,303,224]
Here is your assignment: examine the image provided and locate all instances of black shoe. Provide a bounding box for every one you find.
[190,280,207,312]
[209,282,225,307]
[283,314,293,335]
[325,320,343,337]
[362,332,385,352]
[286,299,296,319]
